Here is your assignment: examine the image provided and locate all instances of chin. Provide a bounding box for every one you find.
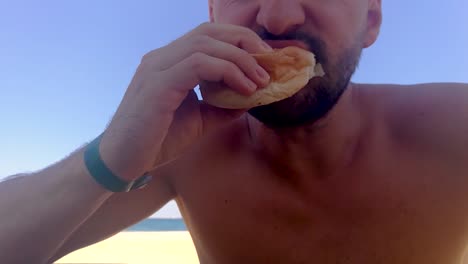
[248,77,349,129]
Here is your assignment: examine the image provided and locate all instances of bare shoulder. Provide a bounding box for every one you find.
[356,82,468,160]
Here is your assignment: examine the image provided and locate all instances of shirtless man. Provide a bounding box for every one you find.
[2,0,468,263]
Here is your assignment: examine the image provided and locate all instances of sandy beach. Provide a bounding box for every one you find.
[55,231,199,264]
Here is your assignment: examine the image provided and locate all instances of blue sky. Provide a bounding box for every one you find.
[0,0,467,218]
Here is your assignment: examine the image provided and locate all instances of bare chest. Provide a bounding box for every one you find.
[169,135,468,264]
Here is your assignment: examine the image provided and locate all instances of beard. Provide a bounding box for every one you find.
[248,30,363,128]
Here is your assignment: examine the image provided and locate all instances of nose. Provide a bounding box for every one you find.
[256,0,306,36]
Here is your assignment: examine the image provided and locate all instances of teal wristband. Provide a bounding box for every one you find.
[84,134,152,192]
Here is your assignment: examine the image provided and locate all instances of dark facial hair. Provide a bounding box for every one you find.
[248,29,362,128]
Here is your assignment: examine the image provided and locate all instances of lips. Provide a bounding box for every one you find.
[264,40,309,51]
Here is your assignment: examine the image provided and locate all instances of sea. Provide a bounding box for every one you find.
[125,218,188,232]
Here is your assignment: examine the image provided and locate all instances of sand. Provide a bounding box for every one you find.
[53,230,468,264]
[55,231,199,264]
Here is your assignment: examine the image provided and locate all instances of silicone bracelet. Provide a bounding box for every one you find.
[84,134,152,192]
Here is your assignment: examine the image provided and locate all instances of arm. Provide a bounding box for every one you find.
[0,145,175,264]
[0,147,112,264]
[47,164,175,263]
[0,22,270,264]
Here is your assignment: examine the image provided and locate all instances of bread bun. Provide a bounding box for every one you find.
[200,46,324,109]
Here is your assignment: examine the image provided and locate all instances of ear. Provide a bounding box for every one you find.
[363,0,382,48]
[208,0,215,22]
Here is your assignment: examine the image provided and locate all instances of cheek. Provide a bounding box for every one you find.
[312,3,366,55]
[212,1,258,26]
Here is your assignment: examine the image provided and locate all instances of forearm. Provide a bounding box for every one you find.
[0,147,113,264]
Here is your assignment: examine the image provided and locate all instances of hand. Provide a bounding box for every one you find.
[98,22,272,180]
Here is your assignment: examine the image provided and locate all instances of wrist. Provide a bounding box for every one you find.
[83,133,152,192]
[99,132,147,181]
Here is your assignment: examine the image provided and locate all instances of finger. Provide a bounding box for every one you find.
[161,52,257,96]
[145,24,272,81]
[189,36,270,87]
[194,22,273,54]
[146,35,270,88]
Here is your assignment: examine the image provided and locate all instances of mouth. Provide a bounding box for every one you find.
[264,40,323,65]
[264,40,309,51]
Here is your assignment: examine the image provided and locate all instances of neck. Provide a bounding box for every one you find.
[248,84,363,181]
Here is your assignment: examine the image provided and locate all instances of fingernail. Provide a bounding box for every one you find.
[256,65,270,81]
[261,41,273,51]
[246,78,257,92]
